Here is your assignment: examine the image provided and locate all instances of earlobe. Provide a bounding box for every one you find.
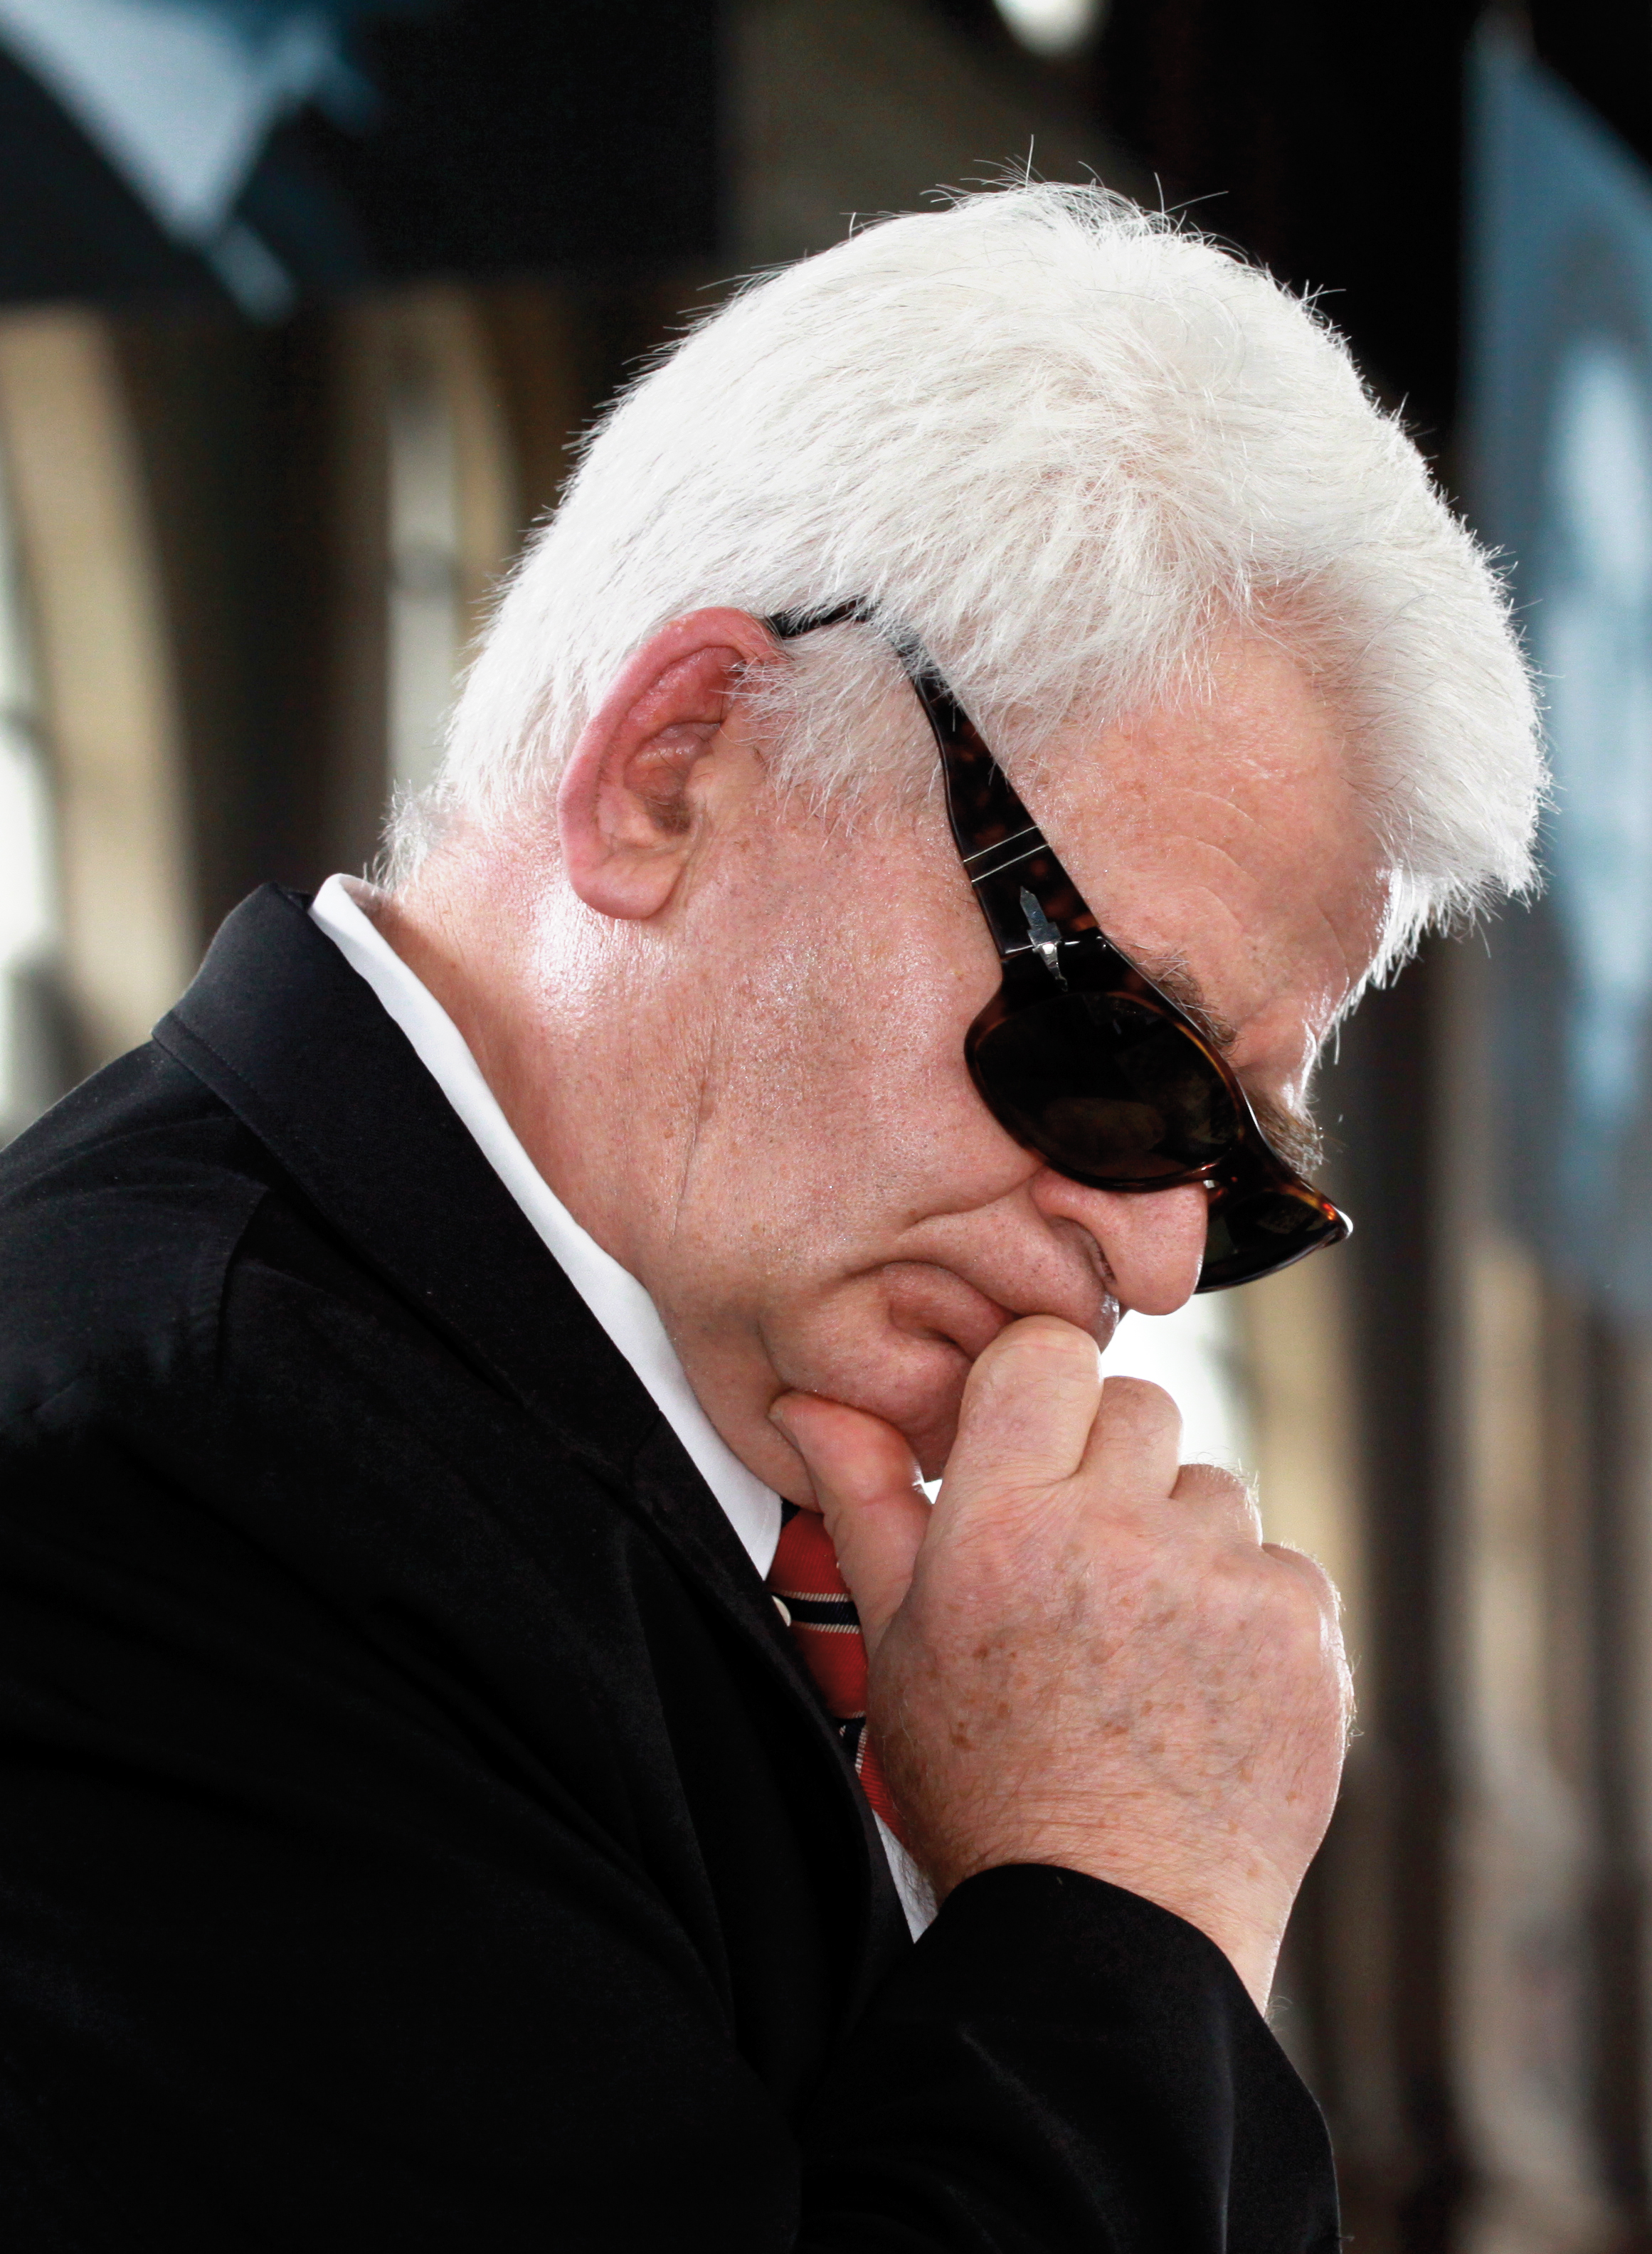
[556,607,779,923]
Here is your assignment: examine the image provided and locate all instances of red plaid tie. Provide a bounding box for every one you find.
[768,1508,905,1841]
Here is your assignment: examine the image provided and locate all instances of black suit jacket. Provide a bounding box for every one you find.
[0,886,1338,2251]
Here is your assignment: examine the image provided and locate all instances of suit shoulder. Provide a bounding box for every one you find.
[0,1042,277,1416]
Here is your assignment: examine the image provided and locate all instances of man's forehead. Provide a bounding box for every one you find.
[1027,635,1391,1182]
[1049,786,1386,1047]
[1042,636,1392,1027]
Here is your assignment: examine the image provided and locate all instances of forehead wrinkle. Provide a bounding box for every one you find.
[1086,759,1375,928]
[1110,819,1377,1044]
[1177,785,1387,1000]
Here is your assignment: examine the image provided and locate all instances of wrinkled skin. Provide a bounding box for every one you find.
[383,608,1387,2005]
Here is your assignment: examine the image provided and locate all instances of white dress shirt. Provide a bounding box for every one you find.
[309,874,934,1936]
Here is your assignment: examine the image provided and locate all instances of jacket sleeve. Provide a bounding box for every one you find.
[800,1866,1338,2253]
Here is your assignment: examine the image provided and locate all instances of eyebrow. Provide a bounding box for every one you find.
[1136,955,1237,1050]
[1137,953,1325,1179]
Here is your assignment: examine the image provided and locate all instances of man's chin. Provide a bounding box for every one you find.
[784,1350,968,1487]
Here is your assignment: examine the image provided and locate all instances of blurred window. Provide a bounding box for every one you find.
[1537,333,1652,1157]
[0,430,58,1143]
[1471,28,1652,1309]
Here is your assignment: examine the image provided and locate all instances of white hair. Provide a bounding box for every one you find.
[399,181,1542,975]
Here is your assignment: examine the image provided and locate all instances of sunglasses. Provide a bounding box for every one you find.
[766,603,1351,1291]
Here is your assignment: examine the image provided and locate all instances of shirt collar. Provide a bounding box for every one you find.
[309,874,782,1580]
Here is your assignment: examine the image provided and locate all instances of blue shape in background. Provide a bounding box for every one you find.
[1468,29,1652,1314]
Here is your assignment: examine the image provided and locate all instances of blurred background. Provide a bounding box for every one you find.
[2,1,1651,2245]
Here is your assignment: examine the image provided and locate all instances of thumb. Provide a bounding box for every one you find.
[769,1394,931,1655]
[944,1316,1105,1506]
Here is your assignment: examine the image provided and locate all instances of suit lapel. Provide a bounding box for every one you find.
[156,886,910,1989]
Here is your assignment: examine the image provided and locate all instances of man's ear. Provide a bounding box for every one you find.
[556,608,780,921]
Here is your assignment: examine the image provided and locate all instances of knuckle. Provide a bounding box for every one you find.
[1098,1372,1172,1413]
[1259,1558,1330,1633]
[1207,1545,1337,1651]
[1262,1582,1346,1690]
[1174,1461,1256,1518]
[1263,1541,1342,1614]
[1096,1373,1180,1439]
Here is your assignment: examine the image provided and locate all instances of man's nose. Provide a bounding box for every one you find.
[1028,1172,1209,1314]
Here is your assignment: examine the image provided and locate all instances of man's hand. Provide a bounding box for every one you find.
[771,1316,1351,2011]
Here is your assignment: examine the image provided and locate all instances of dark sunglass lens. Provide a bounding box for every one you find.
[1199,1185,1345,1291]
[970,992,1241,1183]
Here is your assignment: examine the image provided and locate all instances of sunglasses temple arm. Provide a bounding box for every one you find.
[906,668,1101,963]
[766,604,1098,961]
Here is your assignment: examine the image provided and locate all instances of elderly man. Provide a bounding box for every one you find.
[0,187,1537,2250]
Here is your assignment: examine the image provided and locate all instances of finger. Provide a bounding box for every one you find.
[1170,1459,1264,1541]
[1080,1375,1184,1501]
[943,1316,1105,1504]
[768,1394,931,1653]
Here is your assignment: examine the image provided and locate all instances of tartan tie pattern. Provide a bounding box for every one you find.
[768,1507,905,1840]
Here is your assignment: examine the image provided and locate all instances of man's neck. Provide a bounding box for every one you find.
[367,862,680,1298]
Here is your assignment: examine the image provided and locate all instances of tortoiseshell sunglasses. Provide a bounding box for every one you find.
[767,603,1350,1291]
